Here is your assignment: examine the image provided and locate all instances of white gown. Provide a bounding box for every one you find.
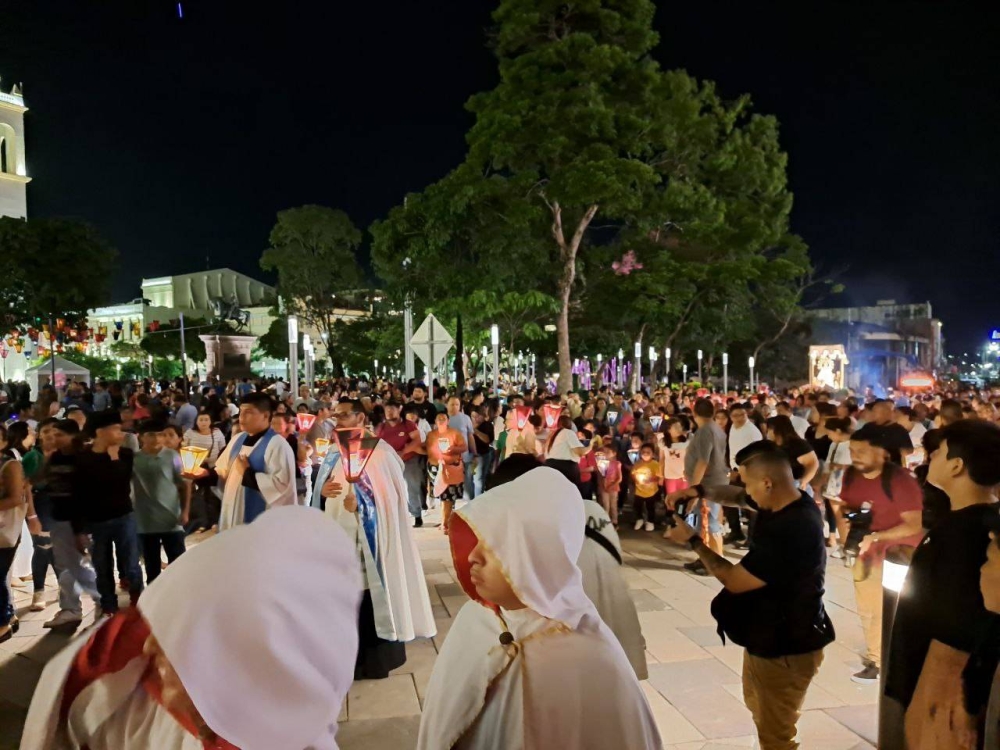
[214,429,297,531]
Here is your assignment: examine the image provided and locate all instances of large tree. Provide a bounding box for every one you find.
[0,217,117,328]
[260,206,366,347]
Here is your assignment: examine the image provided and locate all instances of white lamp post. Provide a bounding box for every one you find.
[481,345,488,383]
[302,334,312,389]
[683,363,688,383]
[697,349,703,383]
[648,346,657,385]
[617,349,625,391]
[633,341,642,393]
[722,352,729,395]
[288,315,299,393]
[665,347,671,386]
[748,356,755,393]
[491,324,500,392]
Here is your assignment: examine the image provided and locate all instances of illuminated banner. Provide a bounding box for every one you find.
[808,345,848,391]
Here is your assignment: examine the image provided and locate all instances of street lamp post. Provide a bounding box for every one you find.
[491,324,500,393]
[748,356,755,393]
[481,345,488,383]
[147,354,154,380]
[648,346,657,386]
[287,315,299,394]
[665,347,671,387]
[303,334,312,392]
[722,352,729,395]
[617,349,625,391]
[697,349,703,383]
[633,341,642,394]
[596,353,603,387]
[682,363,688,383]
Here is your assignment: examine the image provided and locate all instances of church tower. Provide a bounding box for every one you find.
[0,79,29,219]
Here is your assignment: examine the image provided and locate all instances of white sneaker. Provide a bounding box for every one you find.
[44,610,83,629]
[644,522,655,532]
[634,519,644,531]
[30,592,47,612]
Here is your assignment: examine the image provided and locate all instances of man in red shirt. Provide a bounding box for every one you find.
[840,424,924,684]
[376,399,425,527]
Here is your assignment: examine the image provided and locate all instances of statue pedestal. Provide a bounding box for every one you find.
[199,334,258,381]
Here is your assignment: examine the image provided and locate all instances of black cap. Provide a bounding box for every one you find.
[87,410,122,432]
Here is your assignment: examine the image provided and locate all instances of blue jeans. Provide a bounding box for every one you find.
[403,459,425,518]
[0,545,16,625]
[50,520,99,617]
[463,457,476,500]
[474,449,494,496]
[89,514,143,612]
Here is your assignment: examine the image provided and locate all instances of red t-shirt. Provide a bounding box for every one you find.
[376,419,419,462]
[841,467,925,559]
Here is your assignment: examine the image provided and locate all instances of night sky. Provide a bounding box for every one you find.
[3,2,998,351]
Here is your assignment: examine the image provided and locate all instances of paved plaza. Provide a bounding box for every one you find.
[1,509,878,750]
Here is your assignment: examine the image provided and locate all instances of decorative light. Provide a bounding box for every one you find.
[648,346,657,362]
[649,415,663,431]
[627,449,640,464]
[596,455,610,476]
[542,403,562,429]
[490,324,499,346]
[437,436,452,455]
[333,427,380,483]
[179,446,209,476]
[314,438,330,458]
[748,356,755,369]
[514,405,533,430]
[296,413,317,433]
[665,347,671,359]
[722,353,729,365]
[606,409,620,427]
[634,341,642,358]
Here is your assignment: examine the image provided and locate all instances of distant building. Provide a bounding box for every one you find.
[0,78,30,219]
[809,300,944,392]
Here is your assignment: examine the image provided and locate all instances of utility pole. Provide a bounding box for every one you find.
[179,312,188,396]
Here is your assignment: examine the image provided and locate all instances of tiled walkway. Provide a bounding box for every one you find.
[0,512,878,749]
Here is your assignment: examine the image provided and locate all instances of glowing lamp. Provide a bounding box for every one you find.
[634,468,652,486]
[179,446,209,476]
[649,415,663,431]
[296,413,317,433]
[334,427,380,483]
[627,449,640,464]
[314,438,330,458]
[606,409,620,427]
[514,405,533,430]
[437,437,452,455]
[542,403,561,429]
[882,559,910,594]
[596,456,610,476]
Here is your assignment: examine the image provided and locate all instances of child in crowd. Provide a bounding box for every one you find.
[132,420,189,585]
[577,428,597,500]
[631,443,661,532]
[597,443,622,528]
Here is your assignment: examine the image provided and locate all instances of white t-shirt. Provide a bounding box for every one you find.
[908,422,927,448]
[547,429,584,462]
[826,441,852,466]
[728,422,763,469]
[789,414,810,439]
[661,439,689,480]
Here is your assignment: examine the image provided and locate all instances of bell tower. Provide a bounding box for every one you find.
[0,78,30,219]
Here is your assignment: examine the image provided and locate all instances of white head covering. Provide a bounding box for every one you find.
[419,467,661,749]
[449,466,600,630]
[138,506,362,750]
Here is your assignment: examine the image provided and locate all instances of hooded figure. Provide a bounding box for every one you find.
[417,467,662,750]
[21,506,362,750]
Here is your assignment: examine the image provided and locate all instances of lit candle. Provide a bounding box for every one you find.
[179,446,209,476]
[314,438,330,458]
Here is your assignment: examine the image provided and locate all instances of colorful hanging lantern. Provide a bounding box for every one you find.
[313,438,330,458]
[296,413,317,433]
[649,415,663,431]
[131,321,141,337]
[55,318,65,330]
[179,446,209,476]
[542,403,562,429]
[148,320,160,332]
[27,327,38,343]
[114,320,124,331]
[333,427,380,483]
[606,409,620,427]
[514,405,533,430]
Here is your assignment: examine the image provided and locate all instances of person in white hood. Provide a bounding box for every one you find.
[20,506,362,750]
[418,466,662,749]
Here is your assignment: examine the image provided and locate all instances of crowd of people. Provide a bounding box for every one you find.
[0,372,998,749]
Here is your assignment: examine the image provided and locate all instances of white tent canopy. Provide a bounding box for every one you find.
[25,356,91,398]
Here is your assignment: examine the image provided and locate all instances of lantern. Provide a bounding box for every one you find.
[437,437,451,456]
[313,438,330,458]
[542,403,561,429]
[333,427,380,483]
[627,449,640,464]
[606,409,620,427]
[148,320,160,332]
[179,446,209,476]
[596,455,610,476]
[634,467,653,487]
[514,405,533,430]
[56,318,65,330]
[296,413,317,433]
[649,415,663,431]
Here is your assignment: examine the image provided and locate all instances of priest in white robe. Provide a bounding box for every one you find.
[418,467,662,750]
[214,393,297,531]
[20,505,362,750]
[312,398,436,679]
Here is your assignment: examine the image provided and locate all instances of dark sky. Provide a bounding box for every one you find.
[3,2,999,351]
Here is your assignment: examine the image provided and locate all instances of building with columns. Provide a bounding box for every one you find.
[0,79,29,219]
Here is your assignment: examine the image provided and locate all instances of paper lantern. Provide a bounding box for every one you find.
[313,438,330,458]
[179,446,209,475]
[627,449,639,464]
[542,403,562,429]
[333,427,380,483]
[634,467,653,486]
[514,405,533,430]
[296,413,317,433]
[649,415,663,431]
[437,437,451,456]
[606,409,620,427]
[596,456,610,476]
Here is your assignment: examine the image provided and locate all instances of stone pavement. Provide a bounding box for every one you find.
[0,512,878,750]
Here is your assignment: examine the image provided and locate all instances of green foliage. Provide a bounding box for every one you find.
[260,206,366,342]
[254,317,299,362]
[0,217,117,328]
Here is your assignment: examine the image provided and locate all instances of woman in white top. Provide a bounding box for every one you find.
[181,411,227,534]
[544,414,590,488]
[819,416,854,557]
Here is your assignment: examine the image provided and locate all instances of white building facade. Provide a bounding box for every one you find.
[0,80,29,219]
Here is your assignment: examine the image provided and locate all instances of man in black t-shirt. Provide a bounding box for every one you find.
[666,440,834,750]
[866,399,913,465]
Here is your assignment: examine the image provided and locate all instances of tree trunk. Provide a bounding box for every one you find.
[455,314,465,391]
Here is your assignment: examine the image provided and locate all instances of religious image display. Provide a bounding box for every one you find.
[809,344,848,391]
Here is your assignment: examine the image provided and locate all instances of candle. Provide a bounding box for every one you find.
[314,438,330,458]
